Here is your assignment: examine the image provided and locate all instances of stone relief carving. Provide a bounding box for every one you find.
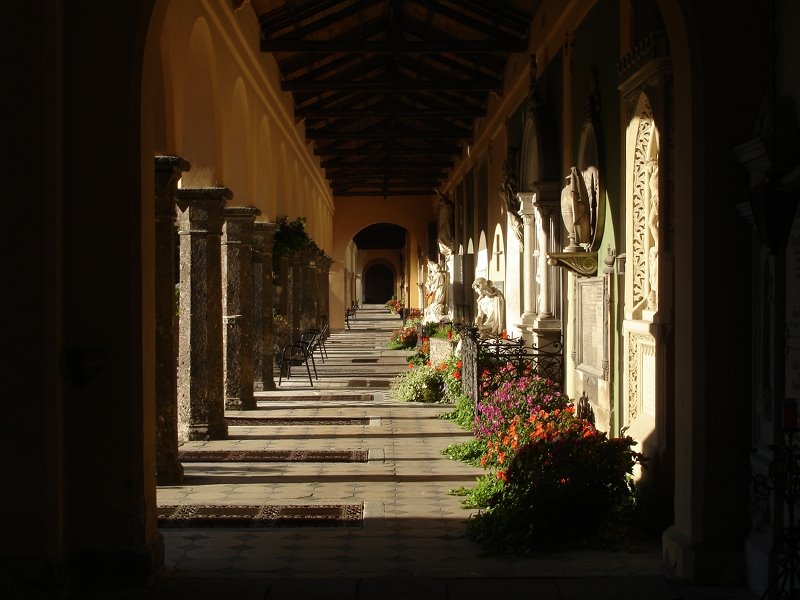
[626,331,654,423]
[631,95,660,313]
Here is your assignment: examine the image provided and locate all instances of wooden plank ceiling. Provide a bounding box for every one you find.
[257,0,533,197]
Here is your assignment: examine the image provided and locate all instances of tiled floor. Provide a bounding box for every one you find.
[139,306,759,600]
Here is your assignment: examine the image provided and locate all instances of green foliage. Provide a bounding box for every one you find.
[389,364,445,403]
[441,438,484,466]
[437,391,475,430]
[455,473,505,509]
[272,216,328,273]
[406,336,429,366]
[440,359,646,554]
[466,423,644,553]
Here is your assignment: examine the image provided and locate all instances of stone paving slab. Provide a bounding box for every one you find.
[148,305,758,600]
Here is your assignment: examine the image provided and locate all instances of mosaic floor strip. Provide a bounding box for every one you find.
[157,503,363,528]
[178,449,369,462]
[226,416,369,426]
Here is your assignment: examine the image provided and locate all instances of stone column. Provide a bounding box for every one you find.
[518,185,561,346]
[222,206,260,410]
[253,222,277,391]
[175,187,231,441]
[279,254,289,316]
[518,192,537,323]
[301,251,318,331]
[316,255,333,327]
[154,155,189,485]
[289,252,303,340]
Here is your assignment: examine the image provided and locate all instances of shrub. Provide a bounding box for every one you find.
[467,422,643,552]
[385,298,404,314]
[473,374,566,467]
[437,391,474,430]
[390,364,445,403]
[387,326,417,349]
[407,336,430,366]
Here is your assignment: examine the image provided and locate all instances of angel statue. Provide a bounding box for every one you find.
[472,277,505,337]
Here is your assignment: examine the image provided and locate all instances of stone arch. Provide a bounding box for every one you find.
[362,259,397,304]
[223,77,252,201]
[180,17,220,187]
[475,230,488,279]
[490,223,505,283]
[276,141,288,217]
[256,116,275,219]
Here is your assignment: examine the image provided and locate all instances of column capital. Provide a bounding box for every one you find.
[315,255,333,271]
[223,205,261,220]
[517,191,537,215]
[223,207,260,246]
[154,155,190,220]
[155,155,191,177]
[175,186,232,209]
[253,221,277,254]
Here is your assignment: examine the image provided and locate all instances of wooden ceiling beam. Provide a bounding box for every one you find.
[314,145,460,156]
[305,129,468,140]
[321,158,452,168]
[297,103,482,118]
[333,190,435,196]
[261,38,528,53]
[282,77,500,92]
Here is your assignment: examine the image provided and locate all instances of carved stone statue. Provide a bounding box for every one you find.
[436,192,454,256]
[560,166,592,251]
[472,277,505,337]
[423,259,449,324]
[500,149,523,243]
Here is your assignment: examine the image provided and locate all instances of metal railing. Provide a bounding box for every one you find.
[455,324,564,408]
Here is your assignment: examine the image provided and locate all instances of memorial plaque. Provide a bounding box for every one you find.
[576,278,605,378]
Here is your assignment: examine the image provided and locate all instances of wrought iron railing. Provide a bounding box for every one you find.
[454,324,564,408]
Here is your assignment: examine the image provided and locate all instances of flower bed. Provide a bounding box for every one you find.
[436,359,645,553]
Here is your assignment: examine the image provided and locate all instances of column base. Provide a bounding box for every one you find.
[156,458,184,486]
[186,422,228,441]
[225,395,256,411]
[662,525,747,585]
[68,536,164,589]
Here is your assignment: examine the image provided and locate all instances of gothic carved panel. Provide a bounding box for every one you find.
[630,94,660,315]
[626,330,655,423]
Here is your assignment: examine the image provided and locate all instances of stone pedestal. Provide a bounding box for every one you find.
[253,222,277,391]
[154,155,189,485]
[222,206,260,410]
[175,187,231,441]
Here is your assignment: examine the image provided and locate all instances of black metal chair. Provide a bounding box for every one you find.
[304,326,328,362]
[300,329,324,373]
[276,339,315,386]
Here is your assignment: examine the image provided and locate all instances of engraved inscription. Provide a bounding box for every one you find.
[578,279,604,373]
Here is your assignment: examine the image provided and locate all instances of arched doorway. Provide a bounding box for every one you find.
[363,262,395,304]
